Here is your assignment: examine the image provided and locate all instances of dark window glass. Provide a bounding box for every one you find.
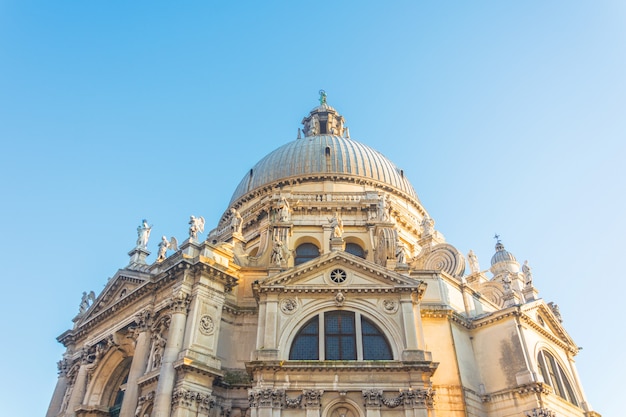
[289,317,319,360]
[345,243,365,259]
[325,311,356,360]
[362,319,393,360]
[295,243,320,266]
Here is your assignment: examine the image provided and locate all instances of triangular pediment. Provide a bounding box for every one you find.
[261,251,423,291]
[520,301,578,350]
[75,269,152,326]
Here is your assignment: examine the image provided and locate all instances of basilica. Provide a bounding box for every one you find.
[47,95,600,417]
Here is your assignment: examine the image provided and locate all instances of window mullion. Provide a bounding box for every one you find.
[355,312,363,360]
[319,312,325,360]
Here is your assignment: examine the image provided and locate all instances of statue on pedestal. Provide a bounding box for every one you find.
[136,219,152,248]
[188,215,205,240]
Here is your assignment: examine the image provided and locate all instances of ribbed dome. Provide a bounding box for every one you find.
[490,242,518,265]
[229,135,418,205]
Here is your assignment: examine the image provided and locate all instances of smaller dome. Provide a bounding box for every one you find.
[490,239,520,276]
[491,241,517,265]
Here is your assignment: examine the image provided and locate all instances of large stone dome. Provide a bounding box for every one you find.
[229,96,418,206]
[229,135,418,205]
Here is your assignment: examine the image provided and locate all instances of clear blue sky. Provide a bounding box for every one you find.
[1,2,624,416]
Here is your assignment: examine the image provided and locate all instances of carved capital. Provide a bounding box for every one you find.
[169,291,190,314]
[136,310,152,332]
[302,389,323,408]
[57,357,70,377]
[248,389,284,408]
[172,388,215,410]
[362,389,382,407]
[402,389,435,408]
[525,408,556,417]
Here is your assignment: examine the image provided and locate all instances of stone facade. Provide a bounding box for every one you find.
[47,96,600,417]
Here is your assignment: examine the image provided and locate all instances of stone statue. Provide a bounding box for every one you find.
[157,236,178,262]
[328,213,344,238]
[502,273,512,292]
[230,208,243,234]
[151,332,166,370]
[522,260,533,286]
[271,236,285,266]
[188,215,205,240]
[468,250,480,274]
[395,240,406,264]
[421,215,435,236]
[136,219,152,248]
[309,116,319,136]
[278,196,291,222]
[377,194,389,221]
[79,291,96,313]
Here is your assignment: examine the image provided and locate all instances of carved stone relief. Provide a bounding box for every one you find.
[199,314,215,335]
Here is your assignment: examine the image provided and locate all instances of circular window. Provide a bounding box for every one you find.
[330,269,347,283]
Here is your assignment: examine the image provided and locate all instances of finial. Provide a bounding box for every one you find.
[319,89,327,105]
[344,127,350,139]
[297,128,302,139]
[493,233,501,243]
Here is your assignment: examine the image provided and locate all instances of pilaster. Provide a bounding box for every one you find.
[153,291,190,417]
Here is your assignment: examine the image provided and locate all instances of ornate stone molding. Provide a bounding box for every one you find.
[525,407,556,417]
[171,388,215,411]
[284,393,303,408]
[400,389,436,408]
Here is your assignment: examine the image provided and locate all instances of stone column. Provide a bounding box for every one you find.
[46,358,70,417]
[303,389,323,417]
[153,291,190,417]
[119,311,153,417]
[64,352,92,417]
[362,389,382,417]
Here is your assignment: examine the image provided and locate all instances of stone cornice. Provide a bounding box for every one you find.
[174,357,224,379]
[245,360,438,374]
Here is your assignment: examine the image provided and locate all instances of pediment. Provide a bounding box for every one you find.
[75,269,152,325]
[260,251,423,292]
[521,301,577,349]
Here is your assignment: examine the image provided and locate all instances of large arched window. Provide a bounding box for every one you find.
[537,350,578,406]
[295,243,320,266]
[289,311,392,360]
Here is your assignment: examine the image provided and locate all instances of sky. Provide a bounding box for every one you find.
[1,1,624,416]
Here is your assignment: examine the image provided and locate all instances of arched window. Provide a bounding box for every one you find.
[295,243,320,266]
[289,311,392,360]
[537,350,578,406]
[345,243,365,259]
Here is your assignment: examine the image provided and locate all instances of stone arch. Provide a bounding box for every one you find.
[322,397,364,417]
[278,298,403,360]
[84,350,131,409]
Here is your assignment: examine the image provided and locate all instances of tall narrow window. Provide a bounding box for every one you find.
[537,350,578,406]
[361,318,392,360]
[325,311,356,360]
